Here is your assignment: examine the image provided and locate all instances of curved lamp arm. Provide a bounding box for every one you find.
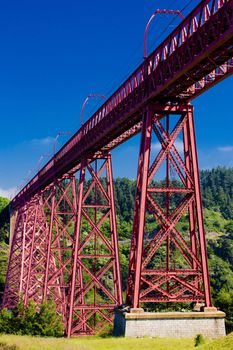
[81,93,106,126]
[37,155,44,172]
[144,9,184,59]
[53,131,71,155]
[37,153,53,171]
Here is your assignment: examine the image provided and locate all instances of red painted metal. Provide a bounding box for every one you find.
[66,153,122,336]
[3,205,27,308]
[126,105,211,307]
[127,107,153,307]
[3,153,122,336]
[42,176,77,320]
[3,196,48,308]
[23,196,48,306]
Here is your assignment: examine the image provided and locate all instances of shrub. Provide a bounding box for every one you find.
[225,320,233,334]
[0,300,64,337]
[99,324,113,338]
[36,301,64,337]
[0,309,12,334]
[194,334,205,347]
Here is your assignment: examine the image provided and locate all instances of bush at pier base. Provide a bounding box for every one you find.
[0,300,64,337]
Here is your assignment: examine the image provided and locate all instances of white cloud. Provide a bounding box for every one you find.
[217,146,233,152]
[30,136,55,146]
[151,142,161,151]
[0,187,17,199]
[198,146,233,169]
[151,138,184,153]
[174,139,184,153]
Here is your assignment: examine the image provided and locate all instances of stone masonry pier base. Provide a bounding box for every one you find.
[113,308,226,339]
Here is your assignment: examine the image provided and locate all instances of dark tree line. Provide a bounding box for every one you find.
[201,167,233,219]
[113,167,233,222]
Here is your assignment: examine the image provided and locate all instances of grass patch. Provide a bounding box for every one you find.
[199,332,233,350]
[0,342,18,350]
[0,333,233,350]
[0,335,194,350]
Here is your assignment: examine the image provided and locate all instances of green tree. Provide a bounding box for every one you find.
[215,289,233,332]
[0,197,10,243]
[36,301,64,337]
[0,300,64,337]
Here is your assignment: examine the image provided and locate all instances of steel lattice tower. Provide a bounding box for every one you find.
[126,105,211,308]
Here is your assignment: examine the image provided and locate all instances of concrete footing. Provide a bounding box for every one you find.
[113,308,226,339]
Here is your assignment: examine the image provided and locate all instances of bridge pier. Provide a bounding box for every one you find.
[42,176,77,320]
[66,152,122,336]
[114,104,225,338]
[127,104,212,307]
[3,195,50,309]
[118,105,225,337]
[3,204,27,309]
[113,308,226,338]
[3,152,122,337]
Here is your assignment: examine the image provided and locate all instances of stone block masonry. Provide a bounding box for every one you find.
[113,309,226,339]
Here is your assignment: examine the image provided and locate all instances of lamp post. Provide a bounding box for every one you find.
[37,153,53,172]
[19,131,71,195]
[143,9,184,59]
[53,131,71,155]
[80,94,106,126]
[37,155,44,172]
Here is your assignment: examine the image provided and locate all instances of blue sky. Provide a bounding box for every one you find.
[0,0,232,198]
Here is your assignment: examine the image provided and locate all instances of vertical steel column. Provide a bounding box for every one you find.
[42,176,76,320]
[183,122,198,272]
[165,115,170,298]
[127,107,153,308]
[106,154,123,305]
[19,211,27,295]
[23,196,49,305]
[43,185,56,301]
[24,201,39,305]
[187,108,212,307]
[2,204,28,308]
[67,160,86,337]
[71,174,86,334]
